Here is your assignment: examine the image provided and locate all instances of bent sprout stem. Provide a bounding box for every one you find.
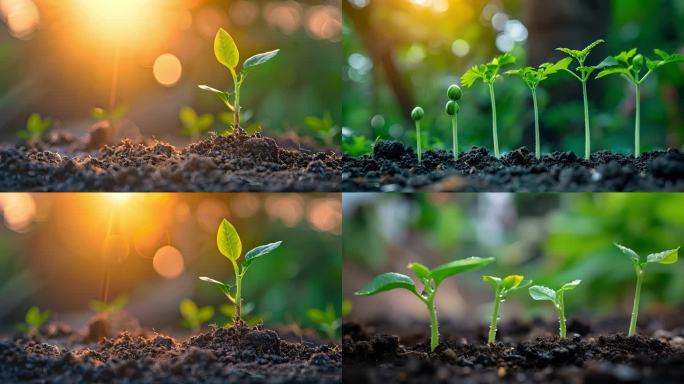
[488,83,500,158]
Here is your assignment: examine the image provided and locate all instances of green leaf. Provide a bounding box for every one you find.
[216,218,242,261]
[615,243,640,263]
[199,276,232,298]
[197,115,214,130]
[558,280,582,292]
[407,262,431,281]
[512,279,533,291]
[307,308,327,324]
[654,49,670,61]
[243,49,280,70]
[502,274,524,290]
[180,299,198,318]
[197,306,215,322]
[341,300,352,317]
[596,67,631,79]
[198,85,234,111]
[354,272,417,296]
[461,66,483,87]
[179,107,198,126]
[595,56,620,70]
[91,107,108,120]
[646,247,679,264]
[615,48,637,64]
[242,241,282,268]
[482,275,502,290]
[214,28,239,70]
[579,39,605,58]
[430,257,495,285]
[556,47,582,60]
[529,285,556,302]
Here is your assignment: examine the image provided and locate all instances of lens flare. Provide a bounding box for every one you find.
[153,53,183,87]
[153,245,184,279]
[70,0,162,44]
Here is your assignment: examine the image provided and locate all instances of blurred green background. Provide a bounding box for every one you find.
[343,0,684,156]
[0,193,341,337]
[343,193,684,326]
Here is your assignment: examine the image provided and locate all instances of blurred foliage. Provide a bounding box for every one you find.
[89,295,128,314]
[179,298,214,331]
[15,306,50,334]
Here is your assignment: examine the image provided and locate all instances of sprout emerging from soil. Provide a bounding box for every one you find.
[411,106,425,162]
[614,243,679,336]
[461,53,516,158]
[556,39,604,160]
[200,218,282,326]
[596,49,684,157]
[529,280,581,338]
[16,306,50,335]
[446,84,462,160]
[307,302,350,340]
[17,114,52,145]
[482,274,532,344]
[506,59,571,159]
[354,257,494,351]
[90,295,128,314]
[199,28,280,130]
[179,107,214,141]
[179,299,215,332]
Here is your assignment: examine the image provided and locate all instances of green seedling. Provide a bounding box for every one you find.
[179,299,214,332]
[614,243,679,336]
[342,134,376,157]
[461,53,516,158]
[445,84,462,160]
[307,301,351,340]
[179,107,214,141]
[199,218,282,326]
[506,59,571,159]
[411,106,425,162]
[556,39,604,160]
[17,113,53,144]
[16,306,50,335]
[482,274,532,344]
[199,28,279,130]
[528,280,581,338]
[355,257,494,351]
[89,294,128,314]
[304,112,340,147]
[596,49,684,157]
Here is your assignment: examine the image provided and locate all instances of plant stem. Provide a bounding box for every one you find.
[629,269,643,337]
[581,80,590,160]
[557,295,566,338]
[427,296,439,351]
[234,83,241,129]
[488,83,500,158]
[233,262,242,326]
[634,82,641,158]
[452,115,459,160]
[487,292,502,344]
[416,121,422,162]
[532,88,540,160]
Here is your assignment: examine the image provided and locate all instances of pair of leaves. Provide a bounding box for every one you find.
[214,28,280,72]
[614,243,679,269]
[179,299,214,330]
[216,218,283,268]
[16,306,50,333]
[354,257,495,296]
[506,58,571,89]
[483,274,532,297]
[556,39,604,64]
[17,114,53,142]
[89,295,128,314]
[461,53,516,87]
[179,107,214,137]
[595,49,684,83]
[529,280,581,305]
[91,105,128,123]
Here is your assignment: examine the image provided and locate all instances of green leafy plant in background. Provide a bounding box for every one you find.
[506,59,571,159]
[461,53,516,158]
[219,302,265,327]
[556,39,604,160]
[482,274,532,344]
[529,280,581,338]
[445,85,462,160]
[342,134,377,157]
[199,28,279,130]
[200,218,282,327]
[304,112,340,147]
[596,49,684,157]
[614,243,679,336]
[16,306,50,334]
[17,113,53,144]
[411,106,425,162]
[355,257,494,351]
[179,298,214,332]
[91,105,128,126]
[179,107,214,141]
[89,295,128,314]
[307,301,351,340]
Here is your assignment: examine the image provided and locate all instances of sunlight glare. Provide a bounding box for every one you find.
[72,0,160,43]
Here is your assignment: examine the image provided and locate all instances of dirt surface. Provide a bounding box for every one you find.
[0,322,341,384]
[342,141,684,191]
[0,131,340,191]
[343,318,684,384]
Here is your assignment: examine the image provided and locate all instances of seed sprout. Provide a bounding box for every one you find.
[89,295,128,314]
[16,306,50,335]
[528,280,581,338]
[179,107,215,141]
[446,84,462,160]
[179,299,215,332]
[411,106,425,162]
[17,114,53,145]
[482,274,532,344]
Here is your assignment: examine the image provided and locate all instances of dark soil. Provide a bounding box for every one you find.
[343,141,684,191]
[343,319,684,383]
[0,131,340,191]
[0,322,341,383]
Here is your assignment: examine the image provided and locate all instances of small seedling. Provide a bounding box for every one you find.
[199,28,279,130]
[482,274,532,344]
[445,84,462,160]
[556,39,604,160]
[528,280,581,338]
[355,257,494,351]
[199,218,282,326]
[614,243,679,336]
[89,294,128,314]
[304,112,340,147]
[219,302,265,327]
[16,306,50,335]
[596,49,684,157]
[461,53,516,158]
[506,59,571,159]
[179,107,214,141]
[17,113,53,144]
[179,299,214,332]
[307,301,351,340]
[411,106,425,162]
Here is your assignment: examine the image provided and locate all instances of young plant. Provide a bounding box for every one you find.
[17,113,52,144]
[596,49,684,157]
[304,112,340,147]
[219,302,264,327]
[482,274,532,344]
[355,257,494,351]
[614,243,679,336]
[89,294,128,314]
[411,106,425,162]
[199,218,282,326]
[506,59,572,159]
[528,280,581,338]
[461,53,516,158]
[16,306,50,335]
[556,39,604,160]
[179,299,214,332]
[306,302,349,340]
[179,107,214,141]
[199,28,279,131]
[445,84,462,160]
